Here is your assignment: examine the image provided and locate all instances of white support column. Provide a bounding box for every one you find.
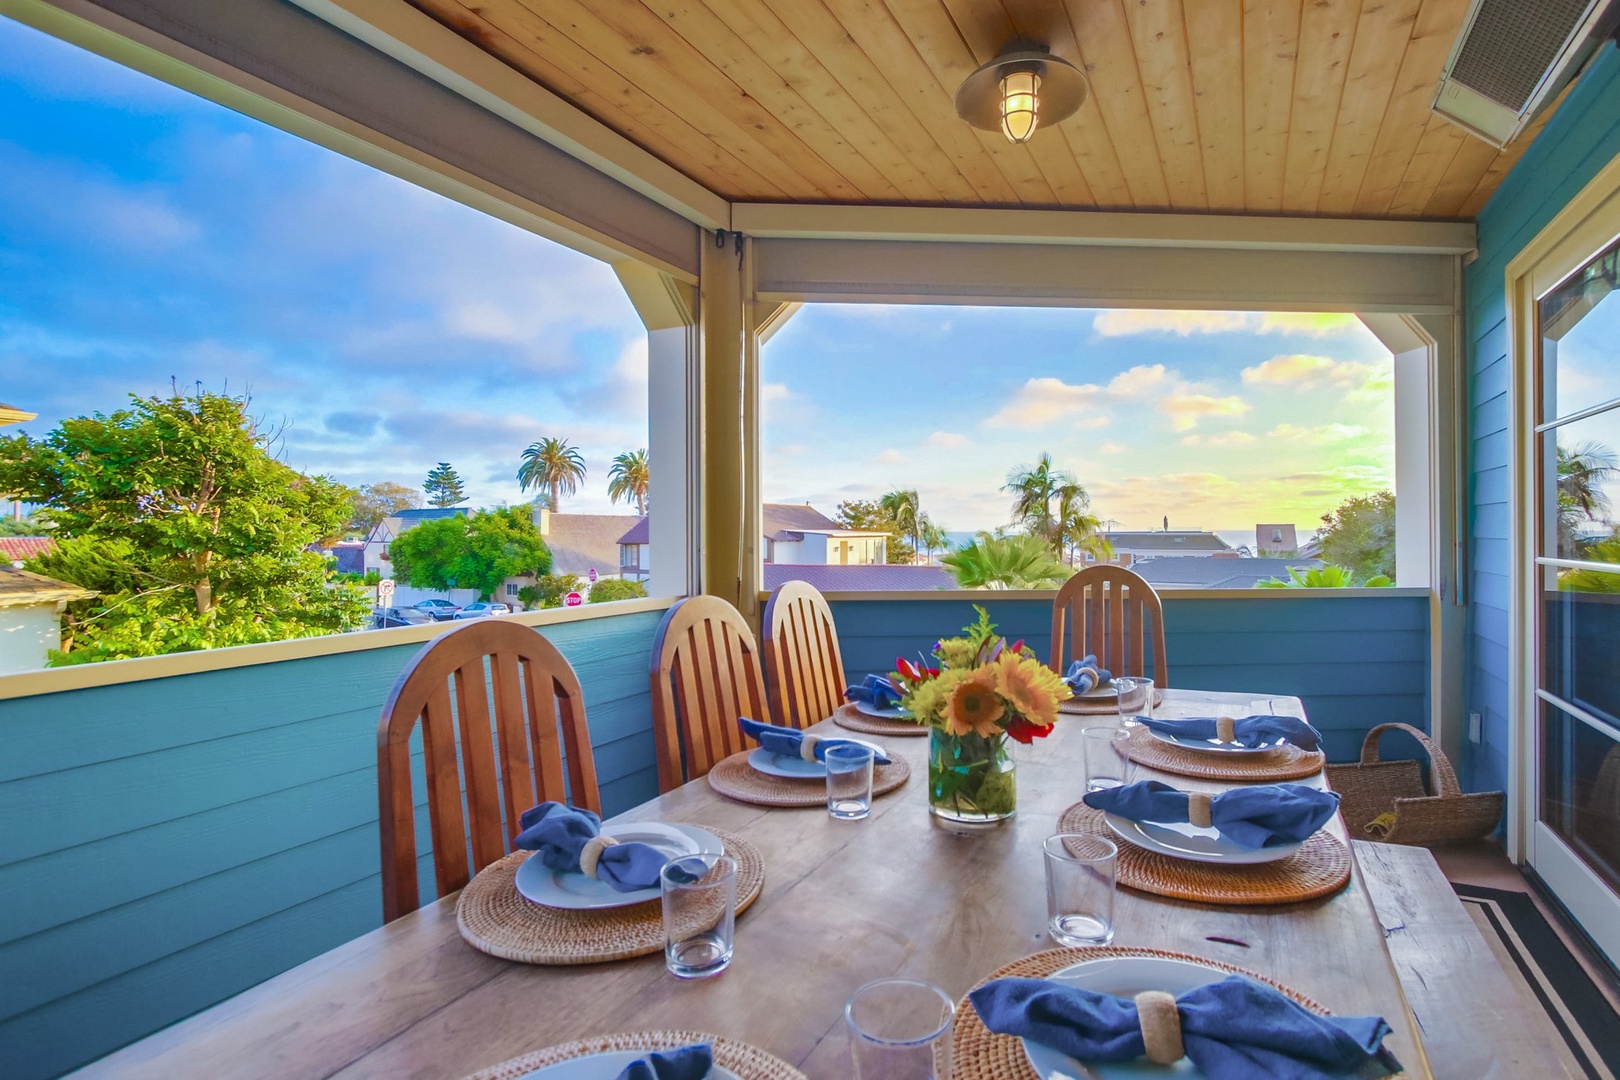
[1393,343,1433,591]
[647,325,698,598]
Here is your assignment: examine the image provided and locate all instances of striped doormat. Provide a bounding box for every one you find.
[1454,884,1620,1080]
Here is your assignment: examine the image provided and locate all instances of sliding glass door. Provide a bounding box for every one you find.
[1531,236,1620,960]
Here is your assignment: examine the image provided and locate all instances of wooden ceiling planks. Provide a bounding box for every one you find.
[406,0,1572,219]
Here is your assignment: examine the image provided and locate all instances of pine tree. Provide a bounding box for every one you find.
[423,462,467,507]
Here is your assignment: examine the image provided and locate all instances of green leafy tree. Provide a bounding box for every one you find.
[518,437,587,512]
[423,463,467,508]
[1257,565,1392,588]
[607,448,650,515]
[942,532,1074,589]
[350,481,422,534]
[532,572,583,608]
[589,577,648,602]
[835,498,916,564]
[1315,490,1396,582]
[0,513,45,537]
[0,389,368,664]
[389,507,552,599]
[1559,536,1620,593]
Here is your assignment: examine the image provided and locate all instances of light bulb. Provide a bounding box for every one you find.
[999,70,1041,143]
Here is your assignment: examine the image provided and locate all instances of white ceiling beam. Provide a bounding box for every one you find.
[732,203,1477,256]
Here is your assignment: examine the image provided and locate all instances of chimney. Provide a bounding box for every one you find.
[533,506,551,536]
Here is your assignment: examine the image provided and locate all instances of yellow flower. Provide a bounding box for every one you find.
[905,667,962,726]
[944,672,1005,737]
[993,651,1068,730]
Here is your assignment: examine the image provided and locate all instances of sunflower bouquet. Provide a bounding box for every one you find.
[892,607,1072,823]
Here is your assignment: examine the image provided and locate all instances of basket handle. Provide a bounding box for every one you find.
[1358,722,1461,797]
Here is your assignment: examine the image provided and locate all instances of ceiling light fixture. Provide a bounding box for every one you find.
[955,43,1088,144]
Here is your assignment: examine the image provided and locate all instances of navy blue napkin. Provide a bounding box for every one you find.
[1064,656,1113,695]
[1083,780,1340,848]
[845,673,903,708]
[512,802,670,892]
[739,717,891,765]
[615,1043,713,1080]
[1139,714,1323,752]
[970,975,1399,1080]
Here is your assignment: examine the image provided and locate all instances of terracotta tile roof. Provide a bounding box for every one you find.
[0,536,55,564]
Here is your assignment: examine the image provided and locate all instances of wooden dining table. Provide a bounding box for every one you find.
[76,689,1436,1079]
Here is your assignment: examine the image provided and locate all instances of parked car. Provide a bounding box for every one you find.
[452,601,511,620]
[372,606,435,629]
[411,598,461,621]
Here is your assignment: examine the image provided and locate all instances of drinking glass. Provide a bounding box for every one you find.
[1043,834,1118,946]
[1082,725,1134,791]
[826,744,876,820]
[1118,677,1155,725]
[661,853,736,979]
[846,978,954,1079]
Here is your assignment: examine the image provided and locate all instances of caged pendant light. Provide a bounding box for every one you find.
[955,44,1088,144]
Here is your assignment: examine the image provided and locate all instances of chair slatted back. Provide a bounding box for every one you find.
[762,581,847,729]
[377,620,599,922]
[1050,566,1169,685]
[649,595,772,791]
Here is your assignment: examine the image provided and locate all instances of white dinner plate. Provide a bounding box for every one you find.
[515,1050,741,1080]
[746,740,887,779]
[513,822,720,910]
[1104,814,1303,865]
[854,699,912,720]
[1023,956,1262,1079]
[1078,682,1119,700]
[1145,727,1284,757]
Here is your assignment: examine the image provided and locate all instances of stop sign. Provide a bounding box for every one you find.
[563,591,584,607]
[588,568,598,583]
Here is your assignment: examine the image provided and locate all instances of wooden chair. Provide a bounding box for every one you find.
[649,595,772,792]
[1050,565,1169,685]
[762,580,847,729]
[377,619,599,922]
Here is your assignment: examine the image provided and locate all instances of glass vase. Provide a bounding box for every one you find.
[928,728,1017,824]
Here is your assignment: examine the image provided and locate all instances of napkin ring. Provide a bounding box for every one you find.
[1133,990,1185,1065]
[1215,716,1237,743]
[579,834,620,879]
[798,734,822,762]
[1186,792,1214,829]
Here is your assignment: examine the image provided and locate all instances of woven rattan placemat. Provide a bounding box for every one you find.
[707,751,911,807]
[1057,802,1351,905]
[462,1030,808,1080]
[457,828,762,965]
[1124,725,1325,781]
[950,947,1328,1080]
[1059,687,1164,716]
[831,702,930,737]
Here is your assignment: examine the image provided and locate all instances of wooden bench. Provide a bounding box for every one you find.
[1353,840,1577,1079]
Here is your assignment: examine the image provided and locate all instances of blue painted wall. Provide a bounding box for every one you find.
[830,593,1430,764]
[1464,43,1620,795]
[0,609,664,1080]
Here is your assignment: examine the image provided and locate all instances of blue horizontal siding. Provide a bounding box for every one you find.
[1463,41,1620,793]
[831,593,1430,765]
[0,609,664,1080]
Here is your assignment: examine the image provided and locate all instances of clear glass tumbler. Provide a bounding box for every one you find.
[1043,834,1118,946]
[846,978,954,1079]
[1081,725,1134,791]
[1118,677,1154,725]
[826,743,876,820]
[661,853,736,979]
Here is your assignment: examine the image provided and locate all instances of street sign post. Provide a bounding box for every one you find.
[378,578,395,602]
[588,568,598,583]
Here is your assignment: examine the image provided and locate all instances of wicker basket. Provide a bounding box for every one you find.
[1326,722,1503,845]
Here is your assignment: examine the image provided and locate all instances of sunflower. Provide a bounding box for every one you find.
[944,672,1005,737]
[992,650,1069,731]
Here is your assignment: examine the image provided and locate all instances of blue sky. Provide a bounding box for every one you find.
[1,16,1406,539]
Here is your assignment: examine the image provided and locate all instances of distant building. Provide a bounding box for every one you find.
[763,563,954,592]
[363,507,471,577]
[0,566,93,674]
[1256,523,1299,555]
[1096,530,1233,567]
[1132,556,1325,591]
[0,536,56,567]
[310,541,366,576]
[616,503,890,581]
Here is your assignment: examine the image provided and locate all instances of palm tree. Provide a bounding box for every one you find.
[607,448,651,515]
[517,437,587,512]
[919,518,950,562]
[1054,484,1110,565]
[880,489,922,560]
[1557,440,1617,555]
[942,532,1074,589]
[1003,453,1077,553]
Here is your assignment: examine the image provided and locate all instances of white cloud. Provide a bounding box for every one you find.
[984,365,1167,427]
[1241,354,1380,388]
[1158,393,1249,431]
[762,383,796,403]
[1097,441,1126,455]
[1181,431,1258,448]
[876,449,907,465]
[1267,422,1368,443]
[926,431,969,448]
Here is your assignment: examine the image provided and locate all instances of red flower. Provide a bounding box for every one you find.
[895,657,940,685]
[1005,717,1053,744]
